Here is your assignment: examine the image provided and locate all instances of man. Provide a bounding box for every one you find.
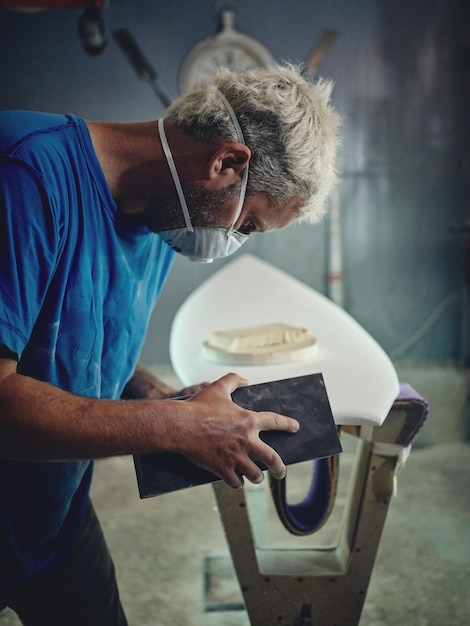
[0,63,340,624]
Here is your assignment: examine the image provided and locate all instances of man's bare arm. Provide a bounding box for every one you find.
[0,359,299,489]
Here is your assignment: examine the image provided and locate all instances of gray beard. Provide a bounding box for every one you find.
[142,182,240,233]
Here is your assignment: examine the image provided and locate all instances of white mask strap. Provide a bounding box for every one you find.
[158,117,194,232]
[215,89,249,231]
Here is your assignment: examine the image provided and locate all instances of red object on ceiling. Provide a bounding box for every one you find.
[0,1,104,7]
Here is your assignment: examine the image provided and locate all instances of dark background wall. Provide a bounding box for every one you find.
[0,0,468,366]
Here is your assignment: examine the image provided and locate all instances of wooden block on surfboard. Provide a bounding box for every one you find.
[201,322,317,365]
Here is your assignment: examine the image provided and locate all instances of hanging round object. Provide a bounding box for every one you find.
[179,8,274,93]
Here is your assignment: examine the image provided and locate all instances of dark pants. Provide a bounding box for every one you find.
[0,499,128,626]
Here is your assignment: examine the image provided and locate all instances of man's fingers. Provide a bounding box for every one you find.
[251,441,287,480]
[238,410,297,483]
[222,468,245,490]
[216,372,250,394]
[222,449,283,488]
[258,410,300,434]
[250,411,299,480]
[237,458,265,485]
[188,372,250,405]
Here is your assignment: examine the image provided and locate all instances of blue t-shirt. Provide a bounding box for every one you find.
[0,111,175,589]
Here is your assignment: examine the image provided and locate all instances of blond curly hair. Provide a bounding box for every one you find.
[167,63,341,223]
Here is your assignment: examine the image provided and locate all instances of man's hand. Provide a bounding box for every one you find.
[170,373,300,490]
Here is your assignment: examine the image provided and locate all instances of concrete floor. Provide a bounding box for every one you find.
[1,364,469,625]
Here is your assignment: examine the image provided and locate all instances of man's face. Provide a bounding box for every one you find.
[141,181,303,236]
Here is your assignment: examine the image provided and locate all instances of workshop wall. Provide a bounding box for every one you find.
[0,0,468,366]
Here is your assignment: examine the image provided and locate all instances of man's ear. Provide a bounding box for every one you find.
[206,142,251,188]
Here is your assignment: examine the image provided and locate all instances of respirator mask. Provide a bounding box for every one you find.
[157,90,250,263]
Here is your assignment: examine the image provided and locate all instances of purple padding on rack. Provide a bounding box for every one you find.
[396,382,429,445]
[397,382,422,402]
[282,457,333,534]
[279,382,429,535]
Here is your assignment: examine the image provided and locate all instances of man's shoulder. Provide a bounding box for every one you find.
[0,110,76,155]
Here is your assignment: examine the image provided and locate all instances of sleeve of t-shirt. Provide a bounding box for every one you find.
[0,158,60,358]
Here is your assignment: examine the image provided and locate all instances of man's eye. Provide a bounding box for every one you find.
[240,221,257,234]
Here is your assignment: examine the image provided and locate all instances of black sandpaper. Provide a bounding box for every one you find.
[133,373,341,498]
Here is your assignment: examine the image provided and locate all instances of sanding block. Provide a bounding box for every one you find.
[133,373,341,498]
